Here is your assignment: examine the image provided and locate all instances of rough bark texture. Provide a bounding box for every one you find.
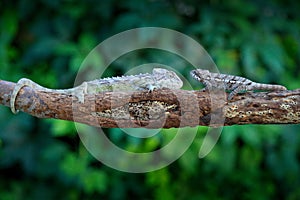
[1,80,300,128]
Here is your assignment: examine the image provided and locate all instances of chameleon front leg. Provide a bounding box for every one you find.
[145,84,157,92]
[201,79,225,93]
[228,85,247,100]
[145,76,159,92]
[10,78,47,114]
[201,80,213,92]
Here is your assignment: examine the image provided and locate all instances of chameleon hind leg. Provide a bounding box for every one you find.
[10,78,46,114]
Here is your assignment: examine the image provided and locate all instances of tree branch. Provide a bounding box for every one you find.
[1,80,300,128]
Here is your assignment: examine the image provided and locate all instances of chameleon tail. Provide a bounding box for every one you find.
[10,78,47,114]
[254,83,287,91]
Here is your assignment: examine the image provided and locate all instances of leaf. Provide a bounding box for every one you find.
[81,170,108,194]
[49,119,77,137]
[0,10,18,43]
[60,153,85,176]
[21,38,60,65]
[258,34,285,74]
[241,42,263,78]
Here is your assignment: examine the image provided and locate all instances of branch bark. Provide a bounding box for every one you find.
[1,80,300,128]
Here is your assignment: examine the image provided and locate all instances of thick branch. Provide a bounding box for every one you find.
[1,80,300,128]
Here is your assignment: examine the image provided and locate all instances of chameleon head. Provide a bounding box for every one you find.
[190,69,210,81]
[152,68,183,89]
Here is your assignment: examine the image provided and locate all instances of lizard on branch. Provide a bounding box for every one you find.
[190,69,287,100]
[10,68,183,114]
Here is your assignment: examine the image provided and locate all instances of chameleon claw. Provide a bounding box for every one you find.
[146,84,157,92]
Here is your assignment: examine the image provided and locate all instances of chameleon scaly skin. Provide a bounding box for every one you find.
[10,68,183,114]
[190,69,287,100]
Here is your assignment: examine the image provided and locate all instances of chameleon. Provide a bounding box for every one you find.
[10,68,183,114]
[190,69,287,100]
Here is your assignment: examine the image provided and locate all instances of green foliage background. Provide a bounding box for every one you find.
[1,0,300,199]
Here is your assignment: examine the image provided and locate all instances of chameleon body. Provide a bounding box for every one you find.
[10,68,183,114]
[190,69,287,100]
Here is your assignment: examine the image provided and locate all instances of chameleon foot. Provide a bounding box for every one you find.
[146,83,158,92]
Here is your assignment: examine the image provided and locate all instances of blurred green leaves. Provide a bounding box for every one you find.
[60,150,108,194]
[0,9,18,78]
